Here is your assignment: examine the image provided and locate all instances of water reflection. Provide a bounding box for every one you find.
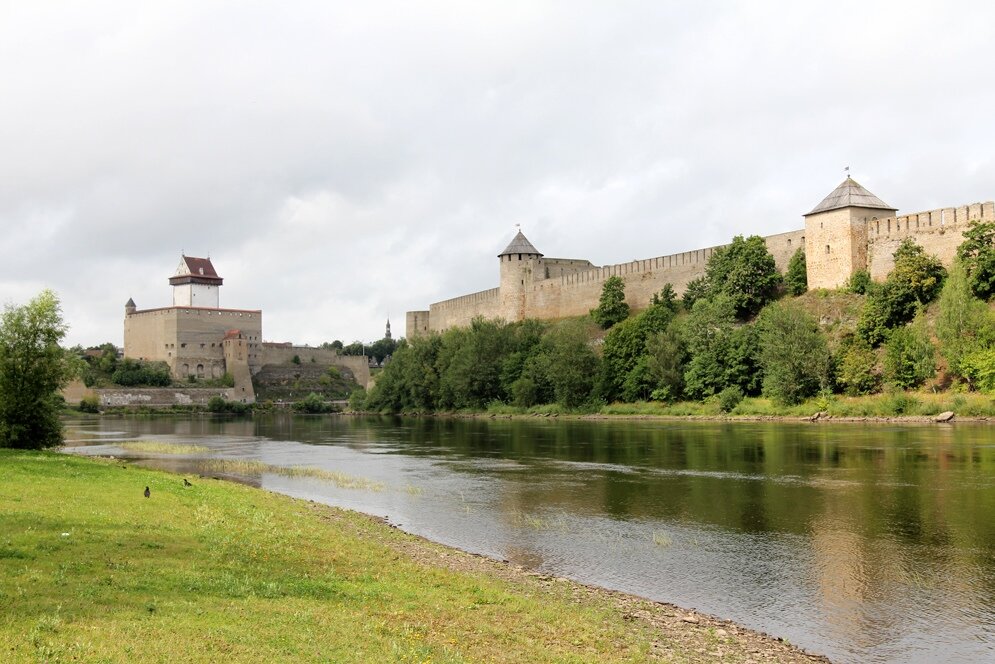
[64,415,995,663]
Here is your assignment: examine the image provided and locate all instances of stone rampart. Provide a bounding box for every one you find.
[259,345,371,389]
[867,202,995,280]
[94,387,236,407]
[428,287,501,331]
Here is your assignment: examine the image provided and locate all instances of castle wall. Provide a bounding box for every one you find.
[406,311,431,338]
[428,287,501,331]
[866,202,995,280]
[124,306,262,378]
[259,345,372,389]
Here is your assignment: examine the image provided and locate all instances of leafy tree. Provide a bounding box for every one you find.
[437,319,516,409]
[845,269,872,295]
[883,319,936,389]
[935,260,995,380]
[960,348,995,393]
[293,392,334,413]
[368,337,398,364]
[956,218,995,300]
[837,339,880,396]
[645,327,686,402]
[705,235,781,319]
[111,359,172,387]
[364,336,441,412]
[0,290,79,449]
[591,276,629,329]
[681,277,709,311]
[543,320,599,408]
[598,316,645,402]
[682,295,760,399]
[891,239,946,306]
[755,303,831,405]
[342,342,365,356]
[785,248,808,296]
[651,284,679,312]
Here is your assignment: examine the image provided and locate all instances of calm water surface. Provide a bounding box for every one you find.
[64,415,995,663]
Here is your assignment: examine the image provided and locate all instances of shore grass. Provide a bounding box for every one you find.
[200,458,385,492]
[0,450,682,663]
[117,441,211,455]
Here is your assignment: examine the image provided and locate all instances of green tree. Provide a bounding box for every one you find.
[891,239,946,306]
[591,276,629,329]
[956,218,995,300]
[682,295,760,398]
[705,235,782,319]
[845,269,872,295]
[935,260,995,380]
[0,290,79,449]
[543,319,599,408]
[785,248,807,296]
[883,319,936,389]
[681,277,709,311]
[755,303,831,405]
[645,327,686,402]
[837,339,880,396]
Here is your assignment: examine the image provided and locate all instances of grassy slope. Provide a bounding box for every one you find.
[0,450,671,663]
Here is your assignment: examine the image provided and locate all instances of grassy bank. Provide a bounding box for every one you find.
[0,450,823,663]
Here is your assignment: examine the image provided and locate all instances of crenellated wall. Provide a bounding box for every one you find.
[867,202,995,280]
[405,197,992,338]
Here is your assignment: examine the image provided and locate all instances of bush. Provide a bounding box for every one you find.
[705,235,782,319]
[291,354,301,365]
[681,277,709,311]
[348,387,367,411]
[755,302,831,405]
[845,269,872,295]
[718,386,744,412]
[293,392,334,413]
[78,394,101,413]
[883,320,936,390]
[960,348,995,393]
[956,219,995,300]
[112,359,172,387]
[207,396,252,415]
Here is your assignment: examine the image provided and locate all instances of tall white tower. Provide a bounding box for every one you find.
[170,255,223,308]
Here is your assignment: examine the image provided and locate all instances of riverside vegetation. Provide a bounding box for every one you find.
[0,449,824,662]
[354,222,995,417]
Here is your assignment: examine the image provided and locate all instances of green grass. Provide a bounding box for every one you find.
[0,450,668,663]
[200,459,385,491]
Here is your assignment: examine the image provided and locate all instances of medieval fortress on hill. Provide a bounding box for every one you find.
[122,256,370,403]
[406,178,995,338]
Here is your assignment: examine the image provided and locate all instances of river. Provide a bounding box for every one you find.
[63,415,995,663]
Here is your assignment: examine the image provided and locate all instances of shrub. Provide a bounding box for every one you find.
[291,354,301,365]
[293,392,334,413]
[347,387,367,411]
[78,394,101,413]
[960,348,995,393]
[846,269,872,294]
[681,277,709,311]
[838,340,880,395]
[755,302,831,405]
[956,218,995,300]
[207,396,252,415]
[718,386,744,412]
[112,359,172,387]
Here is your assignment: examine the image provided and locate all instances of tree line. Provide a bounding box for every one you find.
[356,222,995,413]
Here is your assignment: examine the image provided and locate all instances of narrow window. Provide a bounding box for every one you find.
[825,245,831,254]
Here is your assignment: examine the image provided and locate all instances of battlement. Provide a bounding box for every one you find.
[126,306,261,319]
[869,201,995,239]
[431,288,500,310]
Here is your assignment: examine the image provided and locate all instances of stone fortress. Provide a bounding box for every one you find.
[406,178,995,337]
[123,256,370,403]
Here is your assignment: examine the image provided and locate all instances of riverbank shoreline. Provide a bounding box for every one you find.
[4,448,828,662]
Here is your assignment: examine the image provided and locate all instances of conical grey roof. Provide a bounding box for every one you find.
[806,177,896,216]
[498,230,543,257]
[125,297,136,307]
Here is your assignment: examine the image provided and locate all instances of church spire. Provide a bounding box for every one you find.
[385,318,392,340]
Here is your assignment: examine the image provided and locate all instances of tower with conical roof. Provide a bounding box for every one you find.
[498,229,543,322]
[804,177,897,289]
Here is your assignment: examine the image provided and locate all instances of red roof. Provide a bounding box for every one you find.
[169,255,223,286]
[223,329,243,340]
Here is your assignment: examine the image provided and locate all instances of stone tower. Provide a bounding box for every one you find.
[170,255,223,308]
[498,230,543,322]
[385,318,392,340]
[125,297,136,315]
[804,177,897,289]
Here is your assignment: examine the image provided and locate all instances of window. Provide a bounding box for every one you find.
[825,245,831,254]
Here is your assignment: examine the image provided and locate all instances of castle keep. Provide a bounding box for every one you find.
[406,178,995,337]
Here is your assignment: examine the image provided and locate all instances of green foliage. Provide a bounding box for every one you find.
[591,276,629,329]
[883,319,936,389]
[437,319,518,409]
[364,336,441,412]
[704,235,782,319]
[348,387,367,411]
[78,394,101,413]
[935,260,995,379]
[0,290,79,449]
[293,392,334,413]
[368,337,398,364]
[785,248,807,296]
[651,284,679,312]
[681,277,709,311]
[681,296,760,399]
[960,348,995,393]
[755,303,831,405]
[291,354,301,365]
[644,328,686,402]
[206,396,252,415]
[837,339,880,396]
[111,358,172,387]
[857,240,946,346]
[543,320,599,408]
[956,218,995,300]
[341,342,365,356]
[845,269,872,294]
[717,386,744,413]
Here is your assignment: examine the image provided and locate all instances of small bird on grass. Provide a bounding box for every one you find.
[144,486,150,498]
[183,478,193,487]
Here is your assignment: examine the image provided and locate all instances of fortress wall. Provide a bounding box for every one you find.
[428,287,501,331]
[258,345,371,388]
[866,202,995,280]
[542,257,596,279]
[406,311,430,338]
[526,230,806,320]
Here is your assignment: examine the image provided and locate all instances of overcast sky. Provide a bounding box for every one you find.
[2,1,993,347]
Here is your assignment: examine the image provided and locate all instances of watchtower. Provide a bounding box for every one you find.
[804,178,897,289]
[498,230,543,322]
[170,255,223,308]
